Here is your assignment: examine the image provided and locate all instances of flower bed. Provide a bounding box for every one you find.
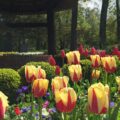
[0,45,120,120]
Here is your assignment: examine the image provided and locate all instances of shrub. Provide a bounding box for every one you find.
[0,69,21,104]
[18,62,56,85]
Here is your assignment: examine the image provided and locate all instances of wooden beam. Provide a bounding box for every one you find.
[70,0,78,50]
[6,22,47,28]
[47,10,56,55]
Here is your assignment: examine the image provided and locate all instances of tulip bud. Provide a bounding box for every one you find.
[99,50,106,57]
[32,79,49,98]
[55,65,61,75]
[91,70,100,79]
[55,87,77,113]
[61,50,65,58]
[78,44,84,54]
[90,55,101,68]
[49,55,56,66]
[0,91,9,120]
[101,56,117,73]
[83,48,89,57]
[68,64,82,82]
[91,47,97,55]
[88,83,109,114]
[112,47,119,55]
[51,76,69,92]
[25,65,37,83]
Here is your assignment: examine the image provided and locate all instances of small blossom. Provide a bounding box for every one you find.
[49,55,56,66]
[14,106,21,115]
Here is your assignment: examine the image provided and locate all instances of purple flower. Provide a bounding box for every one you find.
[21,86,28,92]
[46,92,50,97]
[110,102,115,108]
[43,101,50,108]
[16,89,22,94]
[48,107,56,113]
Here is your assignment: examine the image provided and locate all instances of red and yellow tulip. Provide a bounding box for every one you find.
[88,83,109,114]
[91,70,100,79]
[55,87,77,113]
[51,76,69,92]
[66,51,80,64]
[101,56,117,73]
[37,66,46,79]
[68,64,82,82]
[0,91,8,120]
[25,65,37,83]
[90,55,101,68]
[32,79,49,98]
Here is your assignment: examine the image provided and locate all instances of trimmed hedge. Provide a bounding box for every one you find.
[18,62,56,85]
[0,69,21,104]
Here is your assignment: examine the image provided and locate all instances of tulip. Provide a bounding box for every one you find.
[88,83,109,114]
[37,66,46,79]
[51,76,69,92]
[83,48,89,57]
[90,47,97,55]
[91,70,100,79]
[68,64,82,82]
[90,55,101,68]
[66,51,80,64]
[116,76,120,93]
[99,50,106,57]
[55,65,61,75]
[0,91,9,120]
[32,79,49,98]
[49,55,56,66]
[78,44,84,54]
[101,56,117,73]
[112,47,119,55]
[25,65,38,83]
[55,87,77,113]
[61,50,65,58]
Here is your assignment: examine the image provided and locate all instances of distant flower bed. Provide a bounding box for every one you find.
[0,45,120,120]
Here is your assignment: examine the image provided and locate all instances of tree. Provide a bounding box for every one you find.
[116,0,120,43]
[99,0,109,48]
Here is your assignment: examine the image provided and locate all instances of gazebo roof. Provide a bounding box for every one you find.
[0,0,77,14]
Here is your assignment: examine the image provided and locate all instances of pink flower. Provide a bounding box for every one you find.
[61,50,65,58]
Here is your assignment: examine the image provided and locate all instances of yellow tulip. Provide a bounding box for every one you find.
[32,79,49,98]
[90,55,101,68]
[88,83,109,114]
[0,91,9,120]
[68,64,82,82]
[25,65,37,83]
[51,76,69,92]
[55,87,77,113]
[66,51,80,64]
[101,56,117,73]
[91,70,100,79]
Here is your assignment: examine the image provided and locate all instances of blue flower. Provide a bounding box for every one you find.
[21,86,28,92]
[110,102,115,108]
[16,89,22,94]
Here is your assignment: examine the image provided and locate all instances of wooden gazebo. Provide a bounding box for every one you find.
[0,0,78,55]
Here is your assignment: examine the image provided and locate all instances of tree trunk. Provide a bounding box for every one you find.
[116,0,120,43]
[99,0,109,48]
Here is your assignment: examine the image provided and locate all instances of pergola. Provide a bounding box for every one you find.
[0,0,78,55]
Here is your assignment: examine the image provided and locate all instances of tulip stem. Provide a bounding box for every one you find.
[31,83,34,120]
[38,98,42,120]
[64,113,69,120]
[105,72,108,84]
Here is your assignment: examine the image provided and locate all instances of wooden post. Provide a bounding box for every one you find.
[70,0,78,50]
[47,10,56,55]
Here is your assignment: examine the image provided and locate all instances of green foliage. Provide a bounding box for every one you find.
[18,62,56,85]
[0,69,21,104]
